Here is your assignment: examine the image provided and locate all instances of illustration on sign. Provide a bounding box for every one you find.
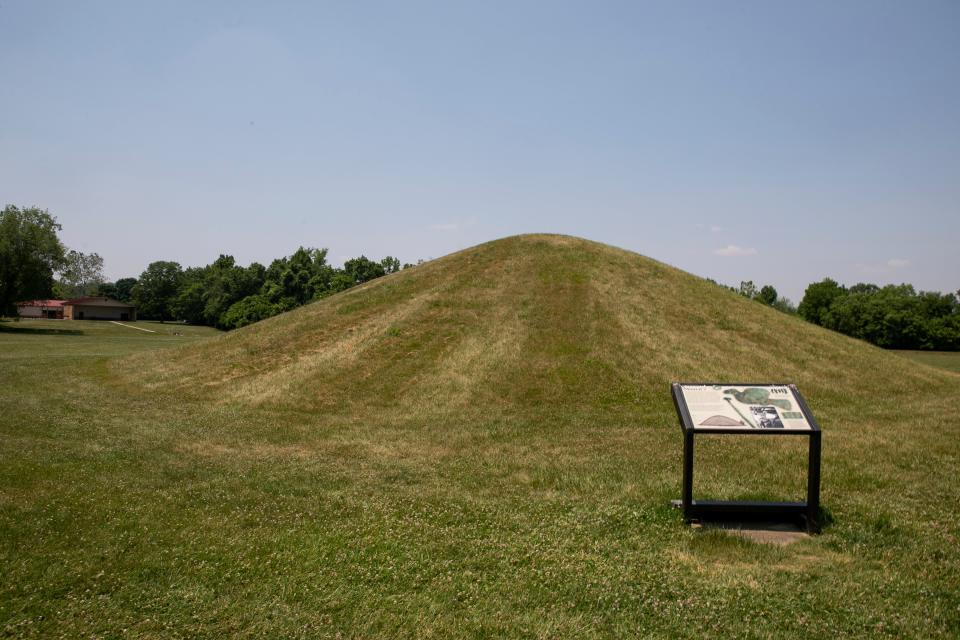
[679,384,813,431]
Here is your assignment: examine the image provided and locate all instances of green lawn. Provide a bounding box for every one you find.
[0,318,220,353]
[2,236,959,638]
[895,349,960,374]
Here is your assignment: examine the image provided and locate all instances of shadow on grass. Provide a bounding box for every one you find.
[675,502,834,543]
[0,324,84,336]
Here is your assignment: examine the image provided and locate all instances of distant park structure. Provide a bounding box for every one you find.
[15,299,65,319]
[16,297,137,321]
[61,297,136,321]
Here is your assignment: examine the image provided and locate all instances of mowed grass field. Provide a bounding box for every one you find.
[896,350,960,374]
[2,235,960,638]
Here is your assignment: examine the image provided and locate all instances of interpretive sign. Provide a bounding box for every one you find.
[671,382,822,533]
[677,384,814,432]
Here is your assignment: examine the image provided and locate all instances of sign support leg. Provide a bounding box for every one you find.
[682,430,694,522]
[806,431,821,533]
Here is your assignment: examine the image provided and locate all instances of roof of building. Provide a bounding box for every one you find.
[63,296,135,308]
[16,299,65,308]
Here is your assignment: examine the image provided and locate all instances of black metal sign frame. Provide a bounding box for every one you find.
[671,382,822,534]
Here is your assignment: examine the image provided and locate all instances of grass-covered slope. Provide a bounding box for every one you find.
[4,235,959,638]
[122,234,951,421]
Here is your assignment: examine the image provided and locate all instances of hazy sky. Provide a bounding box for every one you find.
[2,1,958,302]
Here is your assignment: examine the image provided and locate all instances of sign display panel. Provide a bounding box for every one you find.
[670,382,822,533]
[677,384,814,431]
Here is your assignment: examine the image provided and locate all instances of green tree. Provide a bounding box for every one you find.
[170,277,207,325]
[97,277,138,303]
[116,278,137,302]
[848,283,879,295]
[824,284,917,348]
[737,280,758,299]
[168,257,266,327]
[221,294,282,330]
[262,247,335,307]
[798,278,846,326]
[757,285,778,306]
[380,256,401,274]
[133,261,183,321]
[926,313,960,351]
[771,297,797,314]
[823,284,959,350]
[202,256,266,327]
[0,205,66,315]
[323,272,355,296]
[344,256,386,284]
[56,250,105,298]
[96,281,118,299]
[798,279,960,350]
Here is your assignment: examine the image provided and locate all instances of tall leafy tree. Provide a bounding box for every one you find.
[262,247,333,306]
[200,256,266,326]
[380,256,401,274]
[737,280,758,299]
[133,261,183,321]
[757,285,778,306]
[56,250,105,298]
[0,205,66,315]
[170,257,266,327]
[221,294,281,330]
[170,274,207,325]
[114,277,138,303]
[798,278,846,326]
[99,277,138,302]
[822,284,959,350]
[344,255,386,284]
[795,278,959,350]
[126,246,403,330]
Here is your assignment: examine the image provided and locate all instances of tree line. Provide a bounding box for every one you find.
[796,279,960,351]
[128,249,409,329]
[724,279,797,314]
[0,205,411,329]
[3,205,957,348]
[719,277,960,351]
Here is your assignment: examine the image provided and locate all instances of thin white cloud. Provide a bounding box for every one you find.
[710,225,723,233]
[713,245,757,257]
[887,258,910,269]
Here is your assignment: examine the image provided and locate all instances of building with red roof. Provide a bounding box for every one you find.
[15,299,65,319]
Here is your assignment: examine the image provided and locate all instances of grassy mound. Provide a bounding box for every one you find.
[4,235,959,638]
[122,234,950,420]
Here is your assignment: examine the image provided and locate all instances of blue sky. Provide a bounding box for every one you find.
[2,1,957,302]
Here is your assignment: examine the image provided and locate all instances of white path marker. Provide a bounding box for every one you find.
[110,321,156,333]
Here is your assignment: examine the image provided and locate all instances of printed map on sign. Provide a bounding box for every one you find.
[678,384,814,431]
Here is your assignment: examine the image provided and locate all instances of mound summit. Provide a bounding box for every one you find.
[123,235,952,428]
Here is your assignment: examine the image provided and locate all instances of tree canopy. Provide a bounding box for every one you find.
[7,202,955,351]
[56,250,105,299]
[728,279,796,314]
[128,247,409,328]
[797,278,846,326]
[171,255,266,328]
[0,205,66,315]
[132,261,184,322]
[799,279,960,350]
